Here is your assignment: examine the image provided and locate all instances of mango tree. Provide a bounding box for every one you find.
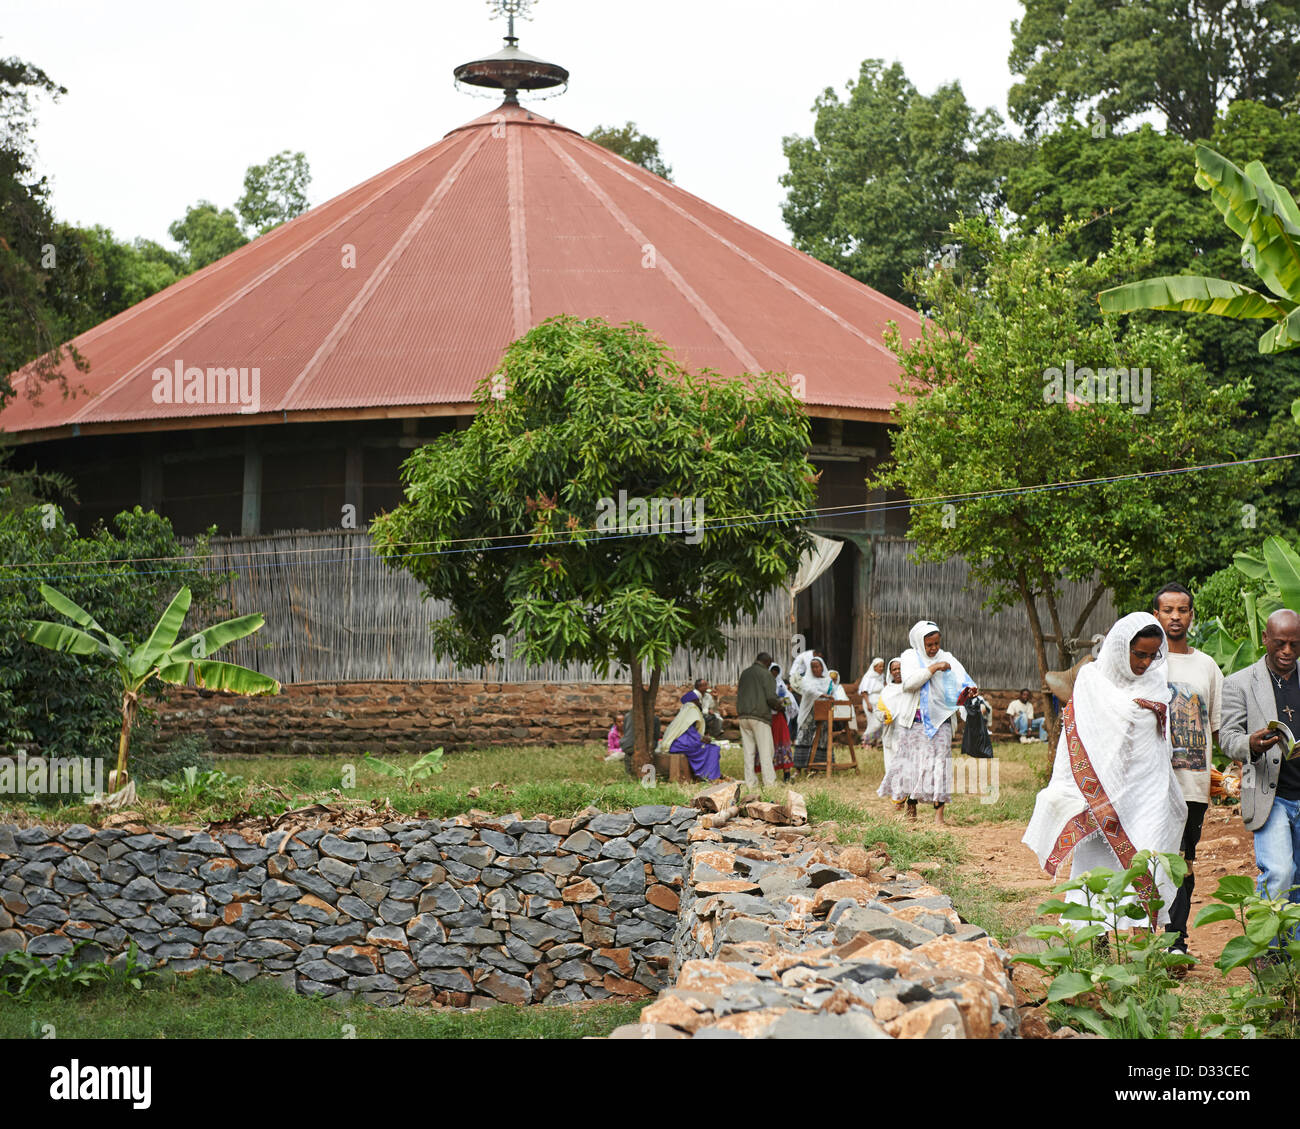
[23,583,279,800]
[371,315,816,770]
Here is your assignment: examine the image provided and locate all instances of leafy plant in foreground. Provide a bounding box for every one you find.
[0,940,156,999]
[363,748,446,792]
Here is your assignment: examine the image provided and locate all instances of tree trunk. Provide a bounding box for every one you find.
[628,653,661,778]
[1015,569,1060,755]
[116,690,139,785]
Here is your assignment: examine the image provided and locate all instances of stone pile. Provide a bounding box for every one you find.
[610,817,1019,1039]
[0,805,697,1007]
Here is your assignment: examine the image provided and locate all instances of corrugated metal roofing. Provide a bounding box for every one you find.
[2,102,921,439]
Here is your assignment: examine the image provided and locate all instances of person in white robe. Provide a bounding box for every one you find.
[858,657,886,746]
[876,620,978,824]
[1023,612,1186,932]
[873,658,906,778]
[791,657,833,771]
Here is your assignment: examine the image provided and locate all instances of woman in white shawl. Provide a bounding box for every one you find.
[859,658,887,746]
[873,658,906,780]
[876,620,978,825]
[1023,613,1185,932]
[791,657,833,772]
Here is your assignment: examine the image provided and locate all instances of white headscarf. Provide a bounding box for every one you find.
[1023,612,1185,924]
[899,620,974,737]
[859,657,886,697]
[875,657,907,725]
[795,658,832,736]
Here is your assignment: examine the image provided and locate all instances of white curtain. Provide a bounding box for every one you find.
[790,532,843,596]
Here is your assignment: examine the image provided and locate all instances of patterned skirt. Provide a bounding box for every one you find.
[876,717,952,804]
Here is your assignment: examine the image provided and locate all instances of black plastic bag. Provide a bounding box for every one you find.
[961,696,995,759]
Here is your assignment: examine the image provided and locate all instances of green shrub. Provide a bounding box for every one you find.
[130,729,215,782]
[1193,563,1268,640]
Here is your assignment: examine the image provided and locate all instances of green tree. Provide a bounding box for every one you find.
[780,59,1008,302]
[0,503,227,759]
[0,56,84,403]
[236,149,311,235]
[55,226,183,336]
[168,201,249,272]
[371,315,816,766]
[24,581,278,797]
[586,123,672,180]
[875,217,1252,744]
[1008,0,1300,141]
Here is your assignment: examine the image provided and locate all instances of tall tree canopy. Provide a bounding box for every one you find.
[371,315,815,765]
[780,59,1007,302]
[167,201,249,272]
[876,216,1253,744]
[236,149,311,235]
[586,123,673,180]
[1008,0,1300,141]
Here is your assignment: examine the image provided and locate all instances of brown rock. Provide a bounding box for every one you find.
[646,884,679,912]
[222,903,247,925]
[702,1007,787,1037]
[549,819,573,837]
[1019,1004,1053,1039]
[745,801,789,823]
[597,947,635,976]
[812,878,882,911]
[603,973,653,997]
[787,789,807,825]
[692,780,739,813]
[677,959,760,992]
[405,985,435,1007]
[608,1022,688,1039]
[693,849,735,875]
[715,941,778,963]
[688,827,723,843]
[836,846,872,877]
[562,878,601,904]
[873,996,907,1023]
[910,937,1013,1007]
[479,970,531,1005]
[856,938,911,964]
[532,962,556,999]
[885,999,966,1039]
[891,903,962,930]
[694,878,762,895]
[266,854,296,878]
[735,847,781,863]
[952,979,998,1039]
[1012,962,1051,1006]
[298,894,336,916]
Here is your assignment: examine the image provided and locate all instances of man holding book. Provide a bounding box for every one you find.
[1221,609,1300,918]
[1153,583,1223,963]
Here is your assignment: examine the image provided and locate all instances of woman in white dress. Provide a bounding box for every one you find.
[873,658,905,778]
[877,621,979,825]
[791,657,833,772]
[859,657,886,746]
[1023,612,1186,932]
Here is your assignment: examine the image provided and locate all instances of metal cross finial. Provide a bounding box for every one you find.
[487,0,533,45]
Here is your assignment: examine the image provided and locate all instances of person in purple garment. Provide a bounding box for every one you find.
[657,690,722,780]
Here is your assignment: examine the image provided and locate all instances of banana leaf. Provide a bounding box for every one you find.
[127,586,193,679]
[22,619,112,658]
[1098,275,1293,320]
[157,659,279,695]
[1233,550,1269,579]
[1195,148,1300,303]
[1263,535,1300,610]
[161,614,267,665]
[1258,305,1300,353]
[36,583,125,655]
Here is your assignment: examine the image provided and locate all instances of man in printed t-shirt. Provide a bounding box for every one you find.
[1153,582,1224,963]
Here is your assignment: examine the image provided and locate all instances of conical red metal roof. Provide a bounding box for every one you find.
[3,101,920,440]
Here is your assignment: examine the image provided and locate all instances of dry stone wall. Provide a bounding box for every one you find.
[0,806,696,1007]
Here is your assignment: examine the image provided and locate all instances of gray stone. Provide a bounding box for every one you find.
[443,860,481,882]
[419,883,464,915]
[441,909,491,930]
[607,860,646,895]
[445,845,495,869]
[351,879,388,907]
[27,934,73,956]
[337,895,375,921]
[261,879,301,903]
[579,859,620,879]
[248,919,313,944]
[18,861,54,885]
[298,959,349,982]
[505,934,543,964]
[120,876,164,901]
[319,834,367,862]
[633,904,677,928]
[344,827,391,843]
[519,833,561,854]
[479,867,512,888]
[414,943,472,969]
[154,871,203,894]
[420,969,473,992]
[616,919,664,945]
[317,857,357,887]
[178,833,227,855]
[508,915,565,947]
[600,837,637,860]
[505,820,549,835]
[432,828,474,846]
[67,898,116,924]
[357,858,405,884]
[406,914,447,944]
[479,830,518,855]
[378,898,416,925]
[763,1009,891,1039]
[541,855,581,877]
[448,927,503,945]
[589,813,634,837]
[633,804,672,826]
[541,907,581,932]
[508,873,560,898]
[560,830,600,857]
[383,950,418,978]
[833,907,937,948]
[56,856,97,884]
[239,939,297,959]
[314,922,365,944]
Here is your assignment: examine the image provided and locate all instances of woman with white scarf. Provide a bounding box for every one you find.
[876,620,978,824]
[873,657,906,777]
[1023,613,1186,932]
[791,657,833,772]
[859,657,887,746]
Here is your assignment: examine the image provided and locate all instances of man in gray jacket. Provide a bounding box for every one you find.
[737,651,783,790]
[1221,610,1300,918]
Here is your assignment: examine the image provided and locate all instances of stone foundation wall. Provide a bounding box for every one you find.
[0,806,697,1007]
[154,680,1046,754]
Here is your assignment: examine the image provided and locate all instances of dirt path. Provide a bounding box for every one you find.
[940,804,1256,985]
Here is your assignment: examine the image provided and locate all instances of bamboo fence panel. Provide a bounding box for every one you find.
[193,532,1114,687]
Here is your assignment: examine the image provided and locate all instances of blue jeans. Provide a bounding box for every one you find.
[1012,714,1046,741]
[1253,797,1300,944]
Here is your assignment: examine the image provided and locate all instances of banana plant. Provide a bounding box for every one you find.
[22,584,279,797]
[1193,536,1300,675]
[1098,147,1300,424]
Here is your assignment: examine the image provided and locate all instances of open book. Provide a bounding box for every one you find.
[1267,720,1300,759]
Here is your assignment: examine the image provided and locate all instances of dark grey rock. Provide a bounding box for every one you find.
[298,959,348,982]
[413,942,472,969]
[420,969,473,991]
[560,830,600,857]
[479,830,518,855]
[357,858,405,884]
[378,898,416,925]
[383,950,417,978]
[442,860,481,883]
[337,895,375,921]
[120,876,164,902]
[607,860,646,895]
[248,919,313,944]
[318,857,357,887]
[315,922,365,944]
[589,813,634,837]
[319,834,367,862]
[508,873,560,898]
[833,907,937,948]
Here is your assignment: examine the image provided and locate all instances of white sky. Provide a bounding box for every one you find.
[4,0,1025,249]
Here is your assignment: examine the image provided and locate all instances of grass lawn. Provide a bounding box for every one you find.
[0,733,1264,1037]
[0,969,647,1039]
